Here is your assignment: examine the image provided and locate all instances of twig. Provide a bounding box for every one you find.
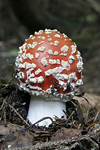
[82,96,94,110]
[66,111,75,123]
[85,117,95,125]
[0,85,8,91]
[0,97,7,126]
[7,103,30,127]
[23,117,53,131]
[93,110,100,122]
[0,98,6,111]
[86,137,99,149]
[62,109,68,116]
[72,120,78,128]
[4,109,7,127]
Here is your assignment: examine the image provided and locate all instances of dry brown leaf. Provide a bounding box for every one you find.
[50,127,82,142]
[0,123,33,149]
[74,93,100,109]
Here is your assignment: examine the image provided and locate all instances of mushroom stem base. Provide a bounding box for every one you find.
[27,95,66,127]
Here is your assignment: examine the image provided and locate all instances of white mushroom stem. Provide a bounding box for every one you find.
[27,95,66,127]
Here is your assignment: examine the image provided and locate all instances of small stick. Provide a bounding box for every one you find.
[7,103,30,127]
[85,117,95,125]
[93,110,100,122]
[62,109,68,116]
[0,97,7,111]
[66,111,75,123]
[24,117,53,131]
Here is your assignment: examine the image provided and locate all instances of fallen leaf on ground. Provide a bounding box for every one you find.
[50,127,82,142]
[74,93,100,109]
[0,123,33,149]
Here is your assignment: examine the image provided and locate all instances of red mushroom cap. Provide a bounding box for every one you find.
[15,29,83,99]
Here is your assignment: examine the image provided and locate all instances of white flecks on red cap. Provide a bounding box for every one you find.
[45,66,63,77]
[54,34,61,38]
[62,33,68,38]
[71,45,77,54]
[48,38,52,41]
[49,59,57,65]
[37,46,46,52]
[25,63,36,70]
[31,42,37,49]
[41,57,48,66]
[53,41,59,46]
[68,72,77,81]
[19,72,24,80]
[27,43,32,50]
[39,41,45,45]
[26,53,34,60]
[61,45,69,52]
[37,76,44,83]
[69,55,75,64]
[15,29,83,100]
[60,53,67,56]
[61,60,70,70]
[29,78,36,84]
[35,68,42,75]
[35,53,40,58]
[54,51,58,55]
[47,49,53,55]
[77,61,83,73]
[26,68,34,77]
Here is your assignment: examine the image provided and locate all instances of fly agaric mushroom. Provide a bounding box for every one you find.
[15,29,83,126]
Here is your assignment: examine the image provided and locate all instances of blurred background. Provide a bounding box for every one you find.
[0,0,100,95]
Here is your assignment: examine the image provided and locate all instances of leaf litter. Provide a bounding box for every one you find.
[0,82,100,150]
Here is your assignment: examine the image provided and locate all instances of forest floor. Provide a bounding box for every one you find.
[0,83,100,149]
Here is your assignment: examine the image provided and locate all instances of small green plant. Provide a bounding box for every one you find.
[84,107,87,114]
[8,48,19,56]
[86,14,97,23]
[0,77,8,86]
